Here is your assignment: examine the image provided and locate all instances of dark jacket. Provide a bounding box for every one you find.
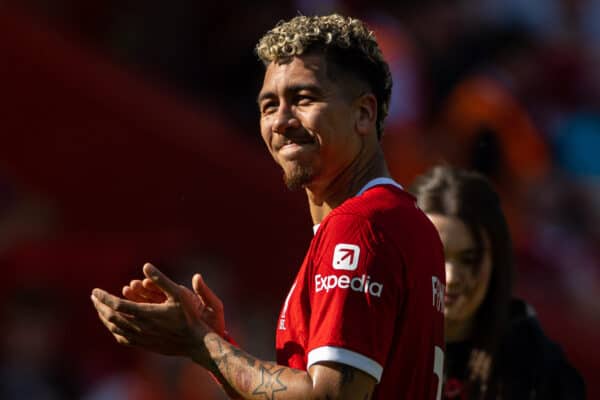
[493,299,585,399]
[444,299,586,400]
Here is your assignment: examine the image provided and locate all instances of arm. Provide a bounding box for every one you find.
[91,263,375,399]
[198,332,375,400]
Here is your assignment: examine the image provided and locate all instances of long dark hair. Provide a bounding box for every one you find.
[409,165,514,399]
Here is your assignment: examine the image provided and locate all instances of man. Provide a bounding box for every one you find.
[91,14,445,399]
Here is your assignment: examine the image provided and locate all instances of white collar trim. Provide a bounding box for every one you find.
[355,177,403,196]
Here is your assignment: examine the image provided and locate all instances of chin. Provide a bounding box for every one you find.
[283,166,315,191]
[444,308,464,322]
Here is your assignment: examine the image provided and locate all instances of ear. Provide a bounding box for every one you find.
[354,93,377,136]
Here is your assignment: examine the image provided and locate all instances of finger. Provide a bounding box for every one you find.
[91,294,142,335]
[114,333,135,347]
[96,306,135,337]
[142,263,180,300]
[135,288,168,303]
[192,274,223,313]
[140,280,168,303]
[92,288,153,315]
[180,284,205,308]
[122,285,149,303]
[122,280,148,302]
[130,280,164,302]
[142,278,163,294]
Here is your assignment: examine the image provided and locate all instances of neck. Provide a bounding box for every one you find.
[445,318,474,343]
[306,147,390,225]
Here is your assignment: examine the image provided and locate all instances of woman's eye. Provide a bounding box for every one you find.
[459,257,477,267]
[458,250,482,270]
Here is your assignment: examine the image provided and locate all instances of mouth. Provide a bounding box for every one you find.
[444,292,460,306]
[275,136,317,158]
[276,135,316,150]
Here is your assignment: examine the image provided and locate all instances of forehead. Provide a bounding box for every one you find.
[427,214,475,251]
[259,54,333,95]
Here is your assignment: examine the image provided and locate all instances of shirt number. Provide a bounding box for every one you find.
[433,345,445,400]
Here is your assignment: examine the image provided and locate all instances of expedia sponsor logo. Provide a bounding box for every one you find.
[315,274,383,297]
[333,244,360,270]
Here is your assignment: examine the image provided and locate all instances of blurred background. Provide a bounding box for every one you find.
[0,0,598,398]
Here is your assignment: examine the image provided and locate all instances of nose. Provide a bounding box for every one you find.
[445,261,462,289]
[272,103,300,134]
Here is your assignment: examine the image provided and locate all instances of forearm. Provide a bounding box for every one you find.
[194,332,314,399]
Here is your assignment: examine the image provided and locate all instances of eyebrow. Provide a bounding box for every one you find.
[256,84,325,105]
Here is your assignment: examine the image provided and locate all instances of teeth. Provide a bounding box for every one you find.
[283,140,312,146]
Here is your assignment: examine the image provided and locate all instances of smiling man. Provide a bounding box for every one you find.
[91,14,445,399]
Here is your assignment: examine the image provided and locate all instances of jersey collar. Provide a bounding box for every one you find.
[312,177,403,235]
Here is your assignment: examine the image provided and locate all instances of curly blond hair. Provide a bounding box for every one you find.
[256,14,392,138]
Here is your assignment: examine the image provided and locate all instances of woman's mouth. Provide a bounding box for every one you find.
[444,293,460,305]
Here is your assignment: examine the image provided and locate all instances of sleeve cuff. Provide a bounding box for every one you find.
[307,346,383,382]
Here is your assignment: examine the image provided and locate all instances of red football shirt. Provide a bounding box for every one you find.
[276,179,446,399]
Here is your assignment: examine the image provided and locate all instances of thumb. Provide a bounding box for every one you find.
[142,263,180,300]
[192,273,223,313]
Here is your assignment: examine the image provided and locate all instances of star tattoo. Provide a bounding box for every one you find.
[252,365,287,399]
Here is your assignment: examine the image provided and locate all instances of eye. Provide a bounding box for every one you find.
[458,255,478,267]
[295,95,314,106]
[261,101,278,115]
[457,249,481,271]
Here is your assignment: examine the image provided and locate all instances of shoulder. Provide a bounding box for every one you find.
[326,185,433,235]
[338,184,418,216]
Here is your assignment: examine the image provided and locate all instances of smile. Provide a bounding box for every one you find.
[444,293,460,306]
[277,141,316,158]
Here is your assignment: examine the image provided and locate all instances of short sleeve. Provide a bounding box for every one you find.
[306,213,403,382]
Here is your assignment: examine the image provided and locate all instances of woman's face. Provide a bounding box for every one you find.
[427,214,492,328]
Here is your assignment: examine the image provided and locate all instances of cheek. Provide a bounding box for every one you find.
[445,267,491,321]
[259,120,273,146]
[300,104,345,140]
[462,265,492,318]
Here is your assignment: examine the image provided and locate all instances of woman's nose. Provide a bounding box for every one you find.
[445,261,462,287]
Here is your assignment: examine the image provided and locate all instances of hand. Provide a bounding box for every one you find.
[121,268,226,337]
[91,263,211,360]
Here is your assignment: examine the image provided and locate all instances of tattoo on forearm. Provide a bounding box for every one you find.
[207,335,291,398]
[235,369,253,393]
[209,337,229,373]
[231,346,257,367]
[252,365,287,400]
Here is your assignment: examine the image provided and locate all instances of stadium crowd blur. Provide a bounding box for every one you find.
[0,0,598,398]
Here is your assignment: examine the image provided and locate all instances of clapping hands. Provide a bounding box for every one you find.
[91,263,226,364]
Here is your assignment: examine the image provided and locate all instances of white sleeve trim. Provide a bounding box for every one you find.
[307,346,383,383]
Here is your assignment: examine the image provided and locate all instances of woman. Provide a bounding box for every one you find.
[409,165,584,400]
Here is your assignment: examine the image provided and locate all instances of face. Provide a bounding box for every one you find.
[427,214,492,326]
[257,54,366,190]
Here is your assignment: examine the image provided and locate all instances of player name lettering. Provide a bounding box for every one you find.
[315,274,384,297]
[432,276,445,313]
